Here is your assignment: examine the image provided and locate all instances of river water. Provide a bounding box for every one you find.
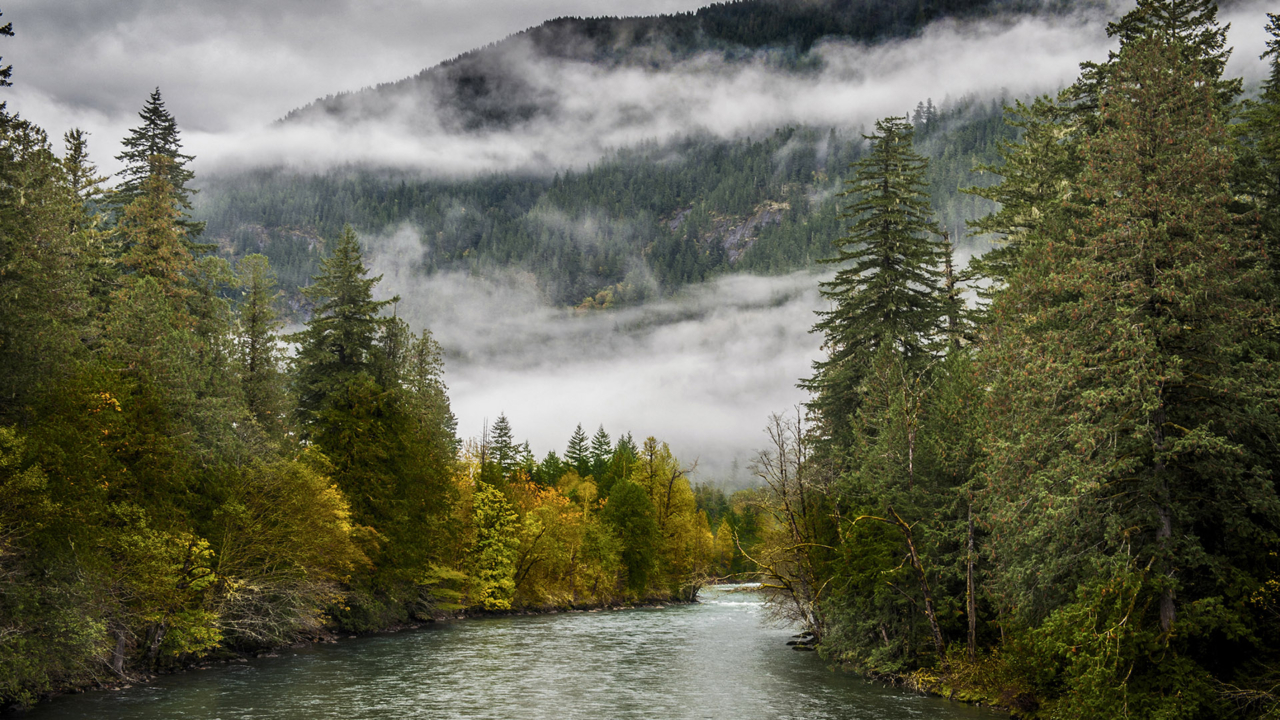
[24,586,1001,719]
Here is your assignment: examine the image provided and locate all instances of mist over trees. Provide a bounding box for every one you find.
[5,0,1280,717]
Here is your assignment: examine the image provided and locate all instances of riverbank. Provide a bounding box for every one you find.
[16,586,1001,720]
[826,657,1027,718]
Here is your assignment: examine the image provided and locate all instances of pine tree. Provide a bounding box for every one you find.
[964,94,1082,307]
[0,117,93,421]
[118,156,193,302]
[401,329,457,458]
[565,423,589,476]
[589,425,612,476]
[534,450,564,487]
[111,88,204,239]
[1074,0,1241,117]
[488,413,518,476]
[806,117,948,444]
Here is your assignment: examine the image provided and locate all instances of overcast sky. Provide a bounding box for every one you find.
[5,0,1276,481]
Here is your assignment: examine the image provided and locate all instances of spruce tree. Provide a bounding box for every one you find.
[565,423,589,476]
[1074,0,1241,118]
[488,413,518,476]
[290,225,395,434]
[118,156,193,302]
[806,117,947,443]
[111,88,203,239]
[589,425,612,475]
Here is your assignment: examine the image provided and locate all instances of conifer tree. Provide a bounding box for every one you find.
[964,94,1082,307]
[488,413,518,476]
[111,88,203,238]
[234,254,286,434]
[565,424,590,476]
[534,450,564,487]
[589,425,612,475]
[290,225,396,434]
[0,118,93,420]
[401,329,457,457]
[1075,0,1241,114]
[118,156,193,302]
[806,117,947,443]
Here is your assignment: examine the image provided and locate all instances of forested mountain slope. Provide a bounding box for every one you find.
[198,100,1012,308]
[196,0,1047,311]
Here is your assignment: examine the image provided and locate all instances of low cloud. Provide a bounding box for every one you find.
[184,10,1117,176]
[367,225,826,485]
[10,1,1277,177]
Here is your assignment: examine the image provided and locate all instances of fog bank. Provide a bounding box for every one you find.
[368,225,827,485]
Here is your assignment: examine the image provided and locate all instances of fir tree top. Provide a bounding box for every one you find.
[290,225,397,430]
[565,423,589,473]
[113,88,203,238]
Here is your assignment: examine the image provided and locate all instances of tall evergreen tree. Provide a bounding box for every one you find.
[0,117,92,421]
[806,117,947,444]
[118,157,193,302]
[1075,0,1241,115]
[488,413,518,476]
[111,88,203,238]
[290,225,396,435]
[589,425,612,476]
[565,423,590,476]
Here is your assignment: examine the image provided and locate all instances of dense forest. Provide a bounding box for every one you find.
[0,88,717,712]
[739,1,1280,717]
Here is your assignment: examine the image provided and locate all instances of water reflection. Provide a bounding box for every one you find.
[22,587,1001,720]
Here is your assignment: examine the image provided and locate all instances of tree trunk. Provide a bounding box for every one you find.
[889,506,946,664]
[966,501,977,662]
[111,626,129,678]
[145,621,168,670]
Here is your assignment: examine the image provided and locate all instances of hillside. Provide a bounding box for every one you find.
[281,0,1051,131]
[195,0,1047,309]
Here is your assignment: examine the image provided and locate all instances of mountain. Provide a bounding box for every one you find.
[195,0,1056,309]
[280,0,1049,132]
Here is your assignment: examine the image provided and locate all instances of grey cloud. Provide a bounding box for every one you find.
[4,0,710,145]
[10,0,1278,178]
[189,11,1116,174]
[365,224,826,483]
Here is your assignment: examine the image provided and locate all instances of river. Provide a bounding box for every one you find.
[23,586,1001,719]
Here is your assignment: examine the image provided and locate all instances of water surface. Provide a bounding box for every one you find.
[25,586,1001,719]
